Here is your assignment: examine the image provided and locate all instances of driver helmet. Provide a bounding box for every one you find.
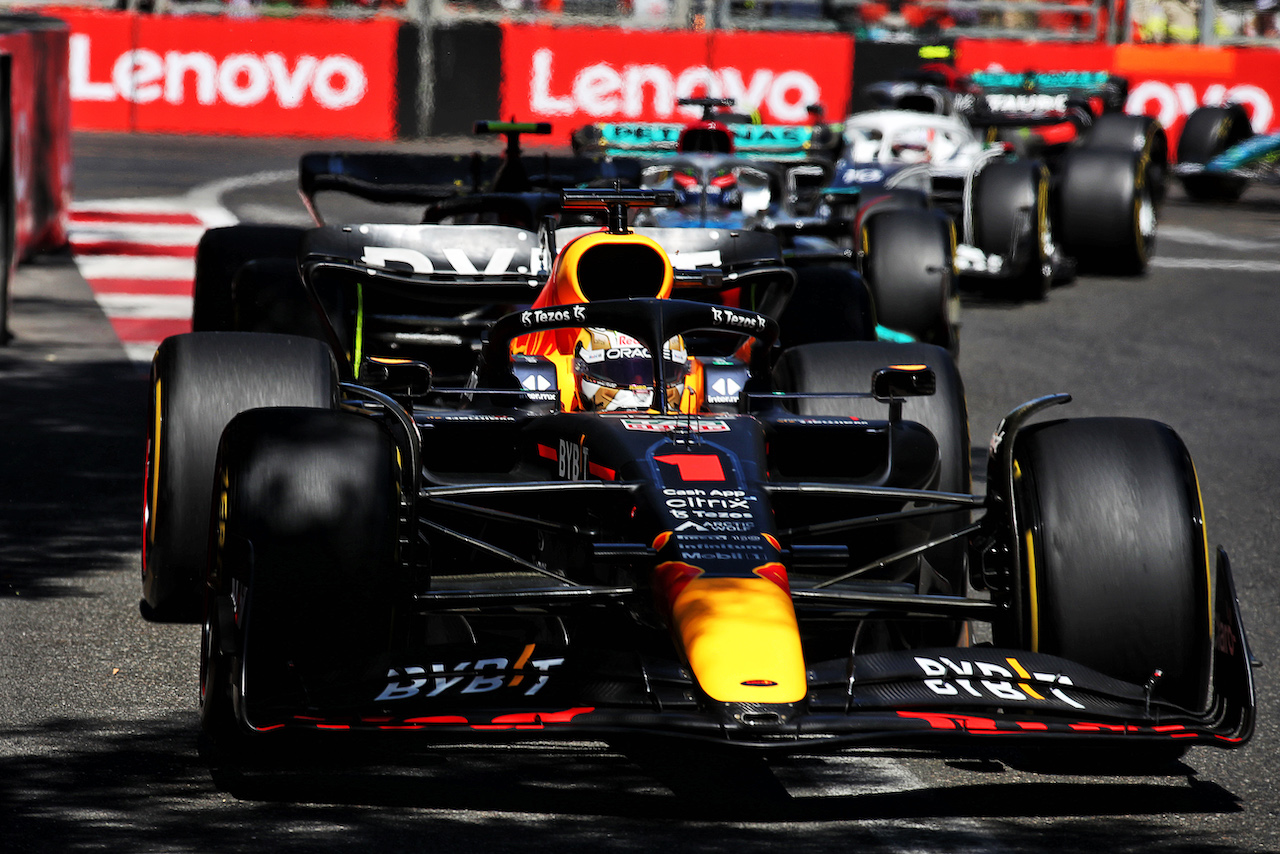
[672,167,742,211]
[573,328,689,411]
[890,126,935,163]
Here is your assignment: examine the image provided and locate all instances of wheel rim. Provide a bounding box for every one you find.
[1134,183,1155,267]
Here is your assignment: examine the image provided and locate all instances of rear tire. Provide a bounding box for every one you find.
[1005,417,1213,713]
[1177,105,1252,202]
[1083,113,1168,205]
[1057,149,1154,276]
[202,408,401,743]
[972,160,1052,301]
[142,332,337,621]
[860,209,957,350]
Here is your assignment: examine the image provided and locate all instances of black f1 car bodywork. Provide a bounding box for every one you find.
[144,189,1254,762]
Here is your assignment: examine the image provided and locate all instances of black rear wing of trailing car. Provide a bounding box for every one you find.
[298,151,648,225]
[300,222,547,303]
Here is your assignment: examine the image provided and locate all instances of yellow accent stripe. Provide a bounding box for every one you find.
[148,378,162,544]
[1006,657,1030,679]
[353,283,365,372]
[508,643,536,687]
[1019,682,1046,701]
[217,469,228,550]
[1024,529,1040,651]
[1190,459,1214,643]
[1014,459,1040,651]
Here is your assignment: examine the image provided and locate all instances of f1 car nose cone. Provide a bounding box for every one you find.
[671,576,807,704]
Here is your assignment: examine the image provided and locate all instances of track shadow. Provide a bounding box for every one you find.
[2,714,1248,853]
[0,257,147,602]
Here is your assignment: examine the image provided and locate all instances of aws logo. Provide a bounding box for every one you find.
[915,655,1085,709]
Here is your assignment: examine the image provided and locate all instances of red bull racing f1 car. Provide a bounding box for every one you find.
[142,189,1253,762]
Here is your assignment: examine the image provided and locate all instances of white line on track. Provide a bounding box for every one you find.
[1149,257,1280,273]
[74,255,197,281]
[94,294,194,319]
[1157,225,1280,254]
[185,169,296,215]
[123,342,165,364]
[68,223,209,246]
[774,754,1014,854]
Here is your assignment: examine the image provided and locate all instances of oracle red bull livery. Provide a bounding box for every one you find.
[142,190,1253,764]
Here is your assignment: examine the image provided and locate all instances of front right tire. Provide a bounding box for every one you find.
[1004,417,1213,713]
[1057,148,1155,276]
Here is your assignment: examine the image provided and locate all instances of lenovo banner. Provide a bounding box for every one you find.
[500,23,854,144]
[49,8,398,139]
[955,39,1280,146]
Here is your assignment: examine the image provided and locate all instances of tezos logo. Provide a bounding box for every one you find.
[521,305,587,327]
[710,306,766,331]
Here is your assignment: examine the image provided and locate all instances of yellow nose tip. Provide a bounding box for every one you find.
[671,576,807,704]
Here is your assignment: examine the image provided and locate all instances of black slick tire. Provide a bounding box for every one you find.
[142,332,338,621]
[201,408,401,744]
[972,160,1052,301]
[192,225,307,332]
[1056,148,1154,276]
[1083,113,1168,205]
[1177,105,1252,202]
[231,257,331,342]
[777,266,876,349]
[1006,417,1213,713]
[860,209,957,349]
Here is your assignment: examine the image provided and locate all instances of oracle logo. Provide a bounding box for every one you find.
[68,33,367,110]
[1127,80,1274,132]
[528,47,821,123]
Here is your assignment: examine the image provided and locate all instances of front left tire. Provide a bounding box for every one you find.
[201,407,402,744]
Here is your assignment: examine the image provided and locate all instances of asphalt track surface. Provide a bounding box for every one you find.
[1,132,1278,853]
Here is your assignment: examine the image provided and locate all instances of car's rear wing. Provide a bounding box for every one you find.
[300,222,547,301]
[298,151,648,225]
[968,69,1119,94]
[962,70,1128,118]
[298,222,550,381]
[573,121,840,160]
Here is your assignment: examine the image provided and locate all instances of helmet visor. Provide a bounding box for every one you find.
[575,341,689,390]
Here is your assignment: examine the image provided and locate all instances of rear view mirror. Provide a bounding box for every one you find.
[873,364,936,400]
